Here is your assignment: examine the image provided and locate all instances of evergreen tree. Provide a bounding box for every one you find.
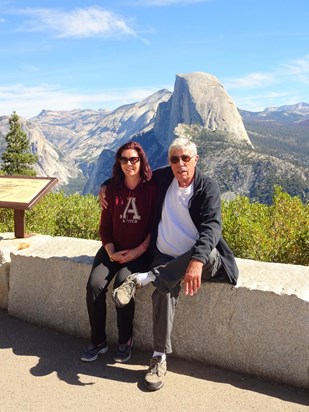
[1,111,38,176]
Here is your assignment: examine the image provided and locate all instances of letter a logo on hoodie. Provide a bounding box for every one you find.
[122,197,141,221]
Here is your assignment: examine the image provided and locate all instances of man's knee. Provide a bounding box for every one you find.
[153,280,181,300]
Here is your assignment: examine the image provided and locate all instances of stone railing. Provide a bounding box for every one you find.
[0,233,308,389]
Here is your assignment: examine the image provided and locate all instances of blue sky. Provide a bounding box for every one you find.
[0,0,308,118]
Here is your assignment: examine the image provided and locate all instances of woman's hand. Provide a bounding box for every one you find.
[117,245,144,264]
[109,250,130,263]
[99,185,108,209]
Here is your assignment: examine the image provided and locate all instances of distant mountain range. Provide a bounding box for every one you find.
[0,72,308,204]
[240,103,309,167]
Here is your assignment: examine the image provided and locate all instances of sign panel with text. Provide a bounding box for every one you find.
[0,176,58,237]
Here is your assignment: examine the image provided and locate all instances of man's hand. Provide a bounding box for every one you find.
[99,185,108,209]
[183,259,203,296]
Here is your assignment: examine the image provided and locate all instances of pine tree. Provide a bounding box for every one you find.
[1,111,38,176]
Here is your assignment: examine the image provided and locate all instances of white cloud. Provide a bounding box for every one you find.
[223,72,276,89]
[0,84,162,119]
[282,55,309,85]
[1,54,308,118]
[225,55,309,90]
[234,91,292,112]
[283,55,309,73]
[15,6,137,39]
[219,55,309,110]
[131,0,207,5]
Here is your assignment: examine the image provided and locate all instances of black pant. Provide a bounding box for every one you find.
[86,246,149,346]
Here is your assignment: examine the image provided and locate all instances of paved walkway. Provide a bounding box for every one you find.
[0,311,308,412]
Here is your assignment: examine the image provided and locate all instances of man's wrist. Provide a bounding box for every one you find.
[190,258,203,266]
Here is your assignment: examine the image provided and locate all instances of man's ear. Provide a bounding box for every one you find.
[195,155,199,164]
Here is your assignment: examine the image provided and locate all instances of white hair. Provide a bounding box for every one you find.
[168,137,197,156]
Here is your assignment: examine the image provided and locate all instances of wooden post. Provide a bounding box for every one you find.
[14,209,25,238]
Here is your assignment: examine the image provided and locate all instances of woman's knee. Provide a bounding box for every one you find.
[87,263,110,292]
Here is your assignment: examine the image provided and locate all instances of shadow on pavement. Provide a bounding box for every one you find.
[0,311,308,406]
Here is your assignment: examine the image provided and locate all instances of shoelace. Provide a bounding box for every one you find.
[149,358,162,374]
[125,280,136,295]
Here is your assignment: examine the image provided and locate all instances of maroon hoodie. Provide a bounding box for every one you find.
[100,179,157,251]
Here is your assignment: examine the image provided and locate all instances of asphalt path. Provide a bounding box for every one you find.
[0,311,308,412]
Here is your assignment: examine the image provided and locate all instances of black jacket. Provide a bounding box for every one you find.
[151,166,239,285]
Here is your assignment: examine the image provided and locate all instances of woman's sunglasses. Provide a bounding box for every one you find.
[119,156,140,165]
[170,154,195,164]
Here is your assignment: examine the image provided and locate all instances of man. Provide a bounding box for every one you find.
[111,137,239,391]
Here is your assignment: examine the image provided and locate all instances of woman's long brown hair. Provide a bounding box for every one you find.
[111,141,152,187]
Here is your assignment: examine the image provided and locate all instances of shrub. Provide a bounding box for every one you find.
[25,191,101,240]
[267,187,309,265]
[222,186,309,265]
[0,208,14,233]
[54,193,101,239]
[0,187,308,265]
[222,196,271,261]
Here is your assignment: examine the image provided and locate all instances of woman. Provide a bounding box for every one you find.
[81,141,157,363]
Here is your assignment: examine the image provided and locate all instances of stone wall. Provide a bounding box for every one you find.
[0,233,308,389]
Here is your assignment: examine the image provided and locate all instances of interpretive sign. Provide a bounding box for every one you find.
[0,176,58,238]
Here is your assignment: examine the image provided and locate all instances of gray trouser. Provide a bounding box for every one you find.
[150,248,221,354]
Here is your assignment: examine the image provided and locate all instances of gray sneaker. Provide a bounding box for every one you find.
[143,356,167,391]
[80,341,109,362]
[112,274,141,308]
[113,338,133,363]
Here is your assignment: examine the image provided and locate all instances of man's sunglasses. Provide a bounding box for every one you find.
[170,154,195,164]
[119,156,140,165]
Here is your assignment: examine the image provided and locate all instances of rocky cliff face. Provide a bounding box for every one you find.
[0,72,308,203]
[33,89,171,160]
[154,72,252,147]
[17,72,253,191]
[28,89,171,186]
[84,72,254,194]
[0,116,80,184]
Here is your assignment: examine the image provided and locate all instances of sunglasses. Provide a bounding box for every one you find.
[119,156,140,165]
[169,154,195,164]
